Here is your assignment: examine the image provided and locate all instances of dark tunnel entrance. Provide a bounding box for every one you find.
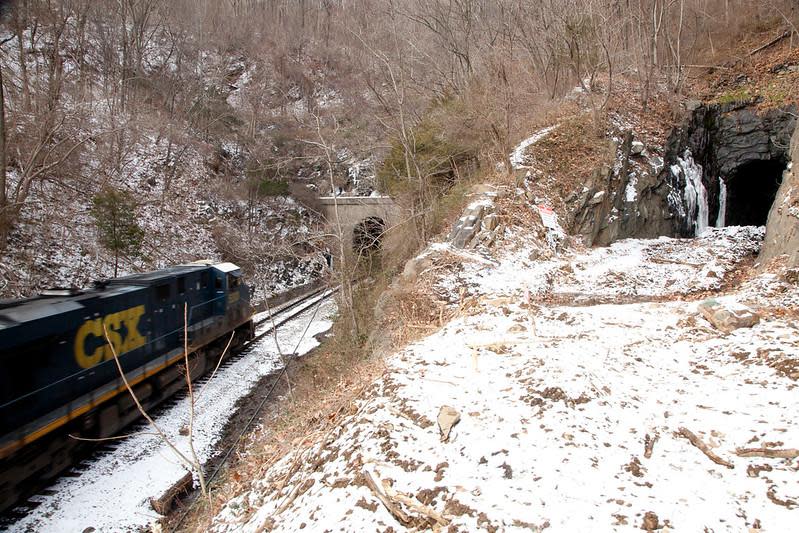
[353,216,385,265]
[723,159,785,227]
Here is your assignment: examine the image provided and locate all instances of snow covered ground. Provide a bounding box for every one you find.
[449,226,766,301]
[209,226,798,532]
[3,300,336,533]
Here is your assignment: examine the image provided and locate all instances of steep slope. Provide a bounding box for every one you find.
[208,224,798,532]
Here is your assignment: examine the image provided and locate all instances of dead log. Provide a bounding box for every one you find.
[150,472,193,515]
[735,447,799,459]
[648,257,703,267]
[749,30,791,56]
[677,427,734,469]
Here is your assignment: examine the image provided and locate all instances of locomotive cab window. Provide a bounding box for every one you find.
[156,284,170,302]
[201,272,209,289]
[177,277,185,295]
[215,277,222,290]
[228,275,240,292]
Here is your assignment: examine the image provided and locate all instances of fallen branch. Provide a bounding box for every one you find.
[749,30,791,56]
[648,257,703,267]
[382,482,450,527]
[275,478,315,515]
[644,433,659,459]
[363,470,411,526]
[735,447,799,459]
[767,485,798,509]
[677,427,734,469]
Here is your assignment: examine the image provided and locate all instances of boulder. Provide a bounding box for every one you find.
[449,204,488,249]
[588,191,605,205]
[631,140,645,155]
[698,299,760,333]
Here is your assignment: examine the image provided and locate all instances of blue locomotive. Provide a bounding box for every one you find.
[0,261,254,511]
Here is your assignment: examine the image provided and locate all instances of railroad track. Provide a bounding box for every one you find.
[1,285,336,526]
[253,285,333,332]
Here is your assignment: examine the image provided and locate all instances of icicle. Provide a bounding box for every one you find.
[675,150,709,235]
[716,177,727,228]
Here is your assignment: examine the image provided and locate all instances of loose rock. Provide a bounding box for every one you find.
[641,511,660,531]
[437,406,461,442]
[698,299,760,333]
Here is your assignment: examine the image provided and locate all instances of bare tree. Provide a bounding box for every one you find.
[302,114,360,336]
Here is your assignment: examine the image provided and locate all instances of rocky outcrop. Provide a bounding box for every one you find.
[447,187,505,250]
[571,131,674,246]
[448,201,492,249]
[761,125,799,266]
[664,102,796,234]
[572,102,797,246]
[400,186,505,284]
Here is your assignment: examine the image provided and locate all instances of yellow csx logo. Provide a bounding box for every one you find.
[74,305,147,369]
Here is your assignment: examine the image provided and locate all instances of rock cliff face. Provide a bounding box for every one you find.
[572,102,796,245]
[571,133,673,246]
[664,102,796,236]
[761,126,799,266]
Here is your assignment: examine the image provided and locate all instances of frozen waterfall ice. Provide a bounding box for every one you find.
[716,177,727,228]
[673,150,709,236]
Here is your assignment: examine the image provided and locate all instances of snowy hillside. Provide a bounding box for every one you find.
[0,4,381,301]
[0,128,325,300]
[209,225,798,532]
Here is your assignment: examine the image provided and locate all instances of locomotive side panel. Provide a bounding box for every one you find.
[0,262,256,513]
[0,287,152,446]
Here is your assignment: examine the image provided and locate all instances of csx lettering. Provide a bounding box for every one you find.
[74,305,146,368]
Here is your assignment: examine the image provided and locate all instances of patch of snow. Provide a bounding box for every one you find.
[510,125,559,169]
[625,174,639,202]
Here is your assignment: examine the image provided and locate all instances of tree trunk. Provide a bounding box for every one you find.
[0,62,7,248]
[14,3,31,112]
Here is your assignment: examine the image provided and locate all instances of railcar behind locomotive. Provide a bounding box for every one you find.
[0,261,254,513]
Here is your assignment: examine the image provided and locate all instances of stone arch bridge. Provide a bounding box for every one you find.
[317,196,405,260]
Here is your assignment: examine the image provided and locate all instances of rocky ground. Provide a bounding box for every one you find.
[206,220,799,532]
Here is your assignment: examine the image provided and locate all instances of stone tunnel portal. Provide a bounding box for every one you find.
[353,216,385,258]
[723,159,785,227]
[317,196,405,268]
